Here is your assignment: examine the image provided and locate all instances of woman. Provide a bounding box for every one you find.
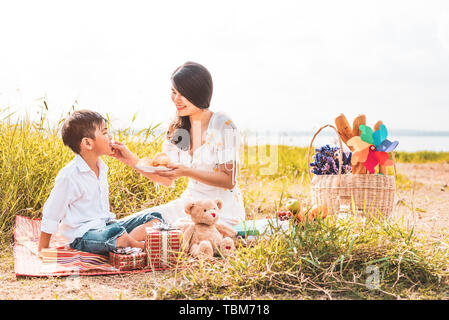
[111,61,245,227]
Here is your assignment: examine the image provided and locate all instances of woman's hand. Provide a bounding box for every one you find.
[109,141,139,167]
[109,141,175,187]
[156,162,191,179]
[164,162,237,190]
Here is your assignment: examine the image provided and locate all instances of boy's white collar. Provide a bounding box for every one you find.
[74,154,108,174]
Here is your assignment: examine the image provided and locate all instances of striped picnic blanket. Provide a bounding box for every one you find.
[13,215,170,277]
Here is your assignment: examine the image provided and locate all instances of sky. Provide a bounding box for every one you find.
[1,0,449,134]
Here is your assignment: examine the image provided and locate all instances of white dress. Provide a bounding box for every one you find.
[136,111,246,227]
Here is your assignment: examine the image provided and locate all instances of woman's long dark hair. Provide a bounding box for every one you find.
[167,61,213,150]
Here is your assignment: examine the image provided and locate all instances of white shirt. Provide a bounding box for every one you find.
[150,111,245,226]
[41,154,115,245]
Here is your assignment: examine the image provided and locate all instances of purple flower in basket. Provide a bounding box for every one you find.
[310,144,352,175]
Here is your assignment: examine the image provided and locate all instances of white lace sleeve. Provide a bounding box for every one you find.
[213,114,241,186]
[217,121,240,164]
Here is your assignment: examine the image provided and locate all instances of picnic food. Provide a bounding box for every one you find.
[277,210,292,221]
[182,199,237,259]
[137,152,171,168]
[286,198,301,214]
[334,114,354,145]
[309,115,397,217]
[294,206,329,223]
[151,152,170,167]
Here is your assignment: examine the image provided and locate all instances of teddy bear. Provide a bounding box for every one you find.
[180,199,237,259]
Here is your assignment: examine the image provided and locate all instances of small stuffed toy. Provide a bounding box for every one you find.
[181,199,237,259]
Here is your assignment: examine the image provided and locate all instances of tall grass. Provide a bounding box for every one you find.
[395,151,449,163]
[0,107,186,239]
[2,106,449,299]
[157,215,449,299]
[0,107,310,240]
[0,109,72,235]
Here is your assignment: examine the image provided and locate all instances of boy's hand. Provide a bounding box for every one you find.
[38,248,52,260]
[38,231,52,257]
[110,141,139,167]
[38,249,46,260]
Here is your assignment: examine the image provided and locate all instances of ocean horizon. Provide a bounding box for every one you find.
[3,108,447,152]
[242,130,449,152]
[130,127,449,153]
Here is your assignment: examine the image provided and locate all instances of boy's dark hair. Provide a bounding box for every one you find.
[61,110,107,154]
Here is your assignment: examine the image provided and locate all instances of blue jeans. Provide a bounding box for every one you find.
[69,211,163,256]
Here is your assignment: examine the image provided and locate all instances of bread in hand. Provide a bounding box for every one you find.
[151,152,170,167]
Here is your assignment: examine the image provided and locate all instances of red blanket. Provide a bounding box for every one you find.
[13,215,170,277]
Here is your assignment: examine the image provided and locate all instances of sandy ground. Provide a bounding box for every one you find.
[393,162,449,238]
[1,162,448,300]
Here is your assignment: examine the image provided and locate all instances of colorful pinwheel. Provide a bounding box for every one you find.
[347,124,399,174]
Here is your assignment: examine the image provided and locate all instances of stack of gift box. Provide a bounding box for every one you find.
[109,247,147,271]
[109,223,182,271]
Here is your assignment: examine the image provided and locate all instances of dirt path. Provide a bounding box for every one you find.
[394,162,449,238]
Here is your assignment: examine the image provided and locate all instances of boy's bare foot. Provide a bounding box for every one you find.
[116,232,144,250]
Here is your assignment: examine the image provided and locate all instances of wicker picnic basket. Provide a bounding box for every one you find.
[307,124,396,216]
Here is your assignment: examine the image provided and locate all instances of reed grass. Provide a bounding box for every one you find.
[156,214,449,299]
[1,105,449,299]
[395,151,449,163]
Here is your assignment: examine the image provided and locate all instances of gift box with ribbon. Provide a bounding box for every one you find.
[109,247,147,271]
[145,222,182,269]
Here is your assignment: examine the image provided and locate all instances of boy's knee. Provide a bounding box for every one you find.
[143,219,158,228]
[144,211,164,224]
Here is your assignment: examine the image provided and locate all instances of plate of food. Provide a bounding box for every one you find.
[136,152,174,172]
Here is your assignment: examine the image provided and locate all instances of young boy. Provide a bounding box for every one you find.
[38,109,163,255]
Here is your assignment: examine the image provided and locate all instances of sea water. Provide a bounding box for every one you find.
[243,133,449,152]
